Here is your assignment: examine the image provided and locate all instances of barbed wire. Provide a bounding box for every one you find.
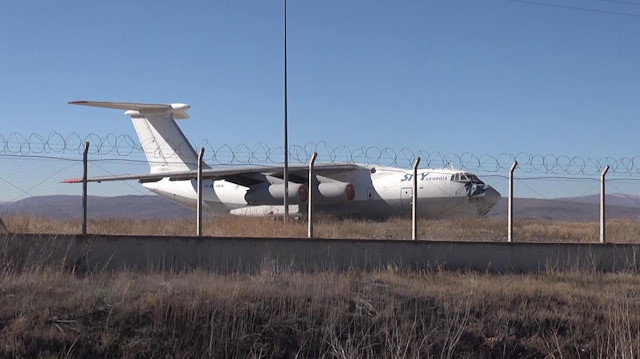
[1,131,639,176]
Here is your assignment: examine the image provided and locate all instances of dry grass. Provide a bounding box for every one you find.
[3,214,640,243]
[3,216,640,357]
[1,267,640,358]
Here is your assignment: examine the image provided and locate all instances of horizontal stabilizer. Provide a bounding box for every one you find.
[69,101,190,119]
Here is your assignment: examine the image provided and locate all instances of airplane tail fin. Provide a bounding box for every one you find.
[69,101,208,173]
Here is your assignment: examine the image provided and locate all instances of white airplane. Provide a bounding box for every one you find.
[65,101,501,218]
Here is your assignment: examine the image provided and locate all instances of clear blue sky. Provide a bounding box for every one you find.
[1,0,639,161]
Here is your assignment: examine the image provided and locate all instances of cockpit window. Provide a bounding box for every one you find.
[451,172,484,185]
[468,174,484,185]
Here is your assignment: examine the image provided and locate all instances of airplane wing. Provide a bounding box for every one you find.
[62,163,366,185]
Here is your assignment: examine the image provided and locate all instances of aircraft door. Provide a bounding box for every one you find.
[401,187,412,210]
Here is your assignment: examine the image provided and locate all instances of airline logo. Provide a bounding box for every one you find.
[400,173,448,182]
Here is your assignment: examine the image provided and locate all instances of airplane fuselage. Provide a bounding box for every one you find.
[142,165,500,219]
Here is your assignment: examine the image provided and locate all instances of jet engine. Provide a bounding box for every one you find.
[244,182,308,205]
[313,179,355,204]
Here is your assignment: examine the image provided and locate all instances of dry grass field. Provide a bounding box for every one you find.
[2,216,640,358]
[3,214,640,243]
[2,266,640,358]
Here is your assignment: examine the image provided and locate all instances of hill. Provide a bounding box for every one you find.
[1,194,639,221]
[0,195,195,220]
[486,193,640,221]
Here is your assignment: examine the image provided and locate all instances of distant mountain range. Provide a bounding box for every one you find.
[0,195,195,221]
[486,194,640,221]
[0,194,639,221]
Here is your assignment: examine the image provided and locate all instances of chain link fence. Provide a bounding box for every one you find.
[1,134,639,242]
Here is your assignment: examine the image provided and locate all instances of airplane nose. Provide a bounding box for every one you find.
[485,186,501,206]
[478,186,501,215]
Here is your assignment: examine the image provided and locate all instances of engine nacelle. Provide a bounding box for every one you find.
[244,182,308,205]
[230,205,304,218]
[313,180,355,204]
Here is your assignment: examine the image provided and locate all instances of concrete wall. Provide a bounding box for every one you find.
[2,233,639,273]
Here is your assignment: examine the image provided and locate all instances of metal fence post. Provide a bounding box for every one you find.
[412,157,421,241]
[508,161,518,243]
[82,142,89,235]
[600,165,610,244]
[283,0,290,223]
[308,152,318,238]
[0,216,9,233]
[197,148,205,237]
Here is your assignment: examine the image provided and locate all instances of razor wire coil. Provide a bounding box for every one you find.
[1,131,639,176]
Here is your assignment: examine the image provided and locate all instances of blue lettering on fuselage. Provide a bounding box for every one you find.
[400,172,447,182]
